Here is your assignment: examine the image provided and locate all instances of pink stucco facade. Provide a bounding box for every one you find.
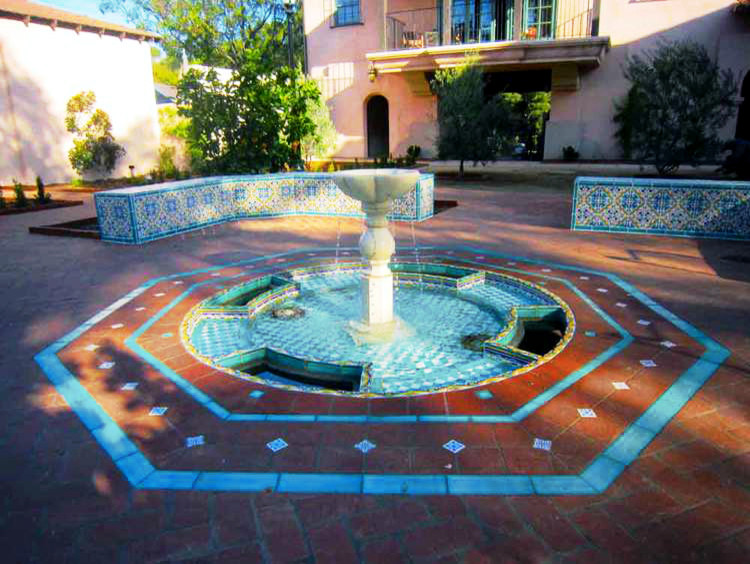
[304,0,750,161]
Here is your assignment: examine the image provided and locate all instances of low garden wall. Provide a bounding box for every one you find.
[94,172,435,244]
[572,177,750,240]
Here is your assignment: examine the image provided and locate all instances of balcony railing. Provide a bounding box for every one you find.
[385,0,599,51]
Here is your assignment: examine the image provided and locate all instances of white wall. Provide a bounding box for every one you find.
[545,0,750,160]
[0,18,160,183]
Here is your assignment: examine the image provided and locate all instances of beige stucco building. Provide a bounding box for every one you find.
[0,0,161,183]
[304,0,750,160]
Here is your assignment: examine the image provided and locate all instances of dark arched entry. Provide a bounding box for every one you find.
[737,72,750,141]
[366,95,389,158]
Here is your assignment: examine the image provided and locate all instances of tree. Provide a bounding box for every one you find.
[177,53,319,174]
[431,57,513,178]
[502,92,551,159]
[65,91,125,176]
[101,0,303,70]
[301,97,338,162]
[613,40,738,175]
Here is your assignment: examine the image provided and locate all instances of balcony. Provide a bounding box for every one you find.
[369,1,608,95]
[384,0,600,51]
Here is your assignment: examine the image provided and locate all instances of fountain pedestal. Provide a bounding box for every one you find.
[332,169,420,342]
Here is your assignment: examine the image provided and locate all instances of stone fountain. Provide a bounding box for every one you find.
[332,169,420,343]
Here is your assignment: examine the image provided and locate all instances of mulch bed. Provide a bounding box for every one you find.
[0,200,83,216]
[28,217,100,239]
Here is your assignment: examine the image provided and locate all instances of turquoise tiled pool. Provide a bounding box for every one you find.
[187,269,565,395]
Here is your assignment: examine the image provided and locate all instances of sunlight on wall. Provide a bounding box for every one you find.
[312,62,356,100]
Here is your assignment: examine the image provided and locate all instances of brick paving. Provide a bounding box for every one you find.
[1,181,749,562]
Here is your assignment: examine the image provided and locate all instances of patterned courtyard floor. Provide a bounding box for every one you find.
[3,184,750,563]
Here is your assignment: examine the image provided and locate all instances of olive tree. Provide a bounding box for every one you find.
[613,40,738,175]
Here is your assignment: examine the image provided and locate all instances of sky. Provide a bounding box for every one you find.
[36,0,133,28]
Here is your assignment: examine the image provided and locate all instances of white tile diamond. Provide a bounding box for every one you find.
[542,268,551,273]
[154,292,165,297]
[507,261,516,265]
[578,408,597,418]
[637,319,651,326]
[149,407,168,416]
[533,438,552,451]
[211,272,222,277]
[596,288,608,293]
[579,276,590,280]
[443,440,465,454]
[111,323,124,329]
[173,281,184,285]
[121,382,138,391]
[640,359,657,368]
[267,438,288,452]
[354,440,376,453]
[612,382,630,390]
[186,435,205,448]
[661,340,677,348]
[98,361,115,370]
[135,307,146,312]
[616,302,628,308]
[84,344,99,352]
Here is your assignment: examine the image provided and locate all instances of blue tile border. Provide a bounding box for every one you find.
[33,246,730,495]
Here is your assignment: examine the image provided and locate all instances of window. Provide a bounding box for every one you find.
[525,0,555,39]
[334,0,361,26]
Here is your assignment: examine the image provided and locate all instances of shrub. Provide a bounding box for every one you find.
[613,40,738,175]
[35,175,51,204]
[431,57,514,177]
[562,146,580,162]
[406,145,421,165]
[12,178,27,208]
[66,91,126,176]
[157,145,178,179]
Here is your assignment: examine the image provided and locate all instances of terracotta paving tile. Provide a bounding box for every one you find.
[349,500,429,540]
[509,497,586,552]
[363,446,411,473]
[256,502,310,563]
[308,522,359,563]
[457,447,507,474]
[402,516,485,560]
[360,538,409,564]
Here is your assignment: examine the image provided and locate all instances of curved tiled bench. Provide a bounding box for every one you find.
[572,176,750,240]
[94,172,435,244]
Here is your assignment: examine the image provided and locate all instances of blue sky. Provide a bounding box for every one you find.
[37,0,132,28]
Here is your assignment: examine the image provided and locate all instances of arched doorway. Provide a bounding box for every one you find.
[366,95,389,158]
[737,72,750,141]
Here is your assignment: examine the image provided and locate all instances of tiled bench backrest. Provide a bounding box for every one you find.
[94,172,435,244]
[572,176,750,240]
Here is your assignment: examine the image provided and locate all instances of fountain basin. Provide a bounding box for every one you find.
[181,262,574,396]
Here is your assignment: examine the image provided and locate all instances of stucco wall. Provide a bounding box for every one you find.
[0,18,159,183]
[544,0,750,160]
[305,0,437,158]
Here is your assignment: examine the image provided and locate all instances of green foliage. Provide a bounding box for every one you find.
[101,1,303,70]
[501,92,550,159]
[613,40,738,175]
[71,178,84,187]
[177,56,320,174]
[35,175,51,204]
[152,54,182,86]
[65,91,125,176]
[157,145,178,179]
[301,97,338,161]
[406,145,421,165]
[159,106,191,140]
[12,178,27,208]
[431,57,513,177]
[562,146,580,162]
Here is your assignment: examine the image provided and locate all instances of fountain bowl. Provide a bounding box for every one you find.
[331,169,421,205]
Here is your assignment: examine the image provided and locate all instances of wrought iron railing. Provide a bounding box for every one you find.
[385,0,598,51]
